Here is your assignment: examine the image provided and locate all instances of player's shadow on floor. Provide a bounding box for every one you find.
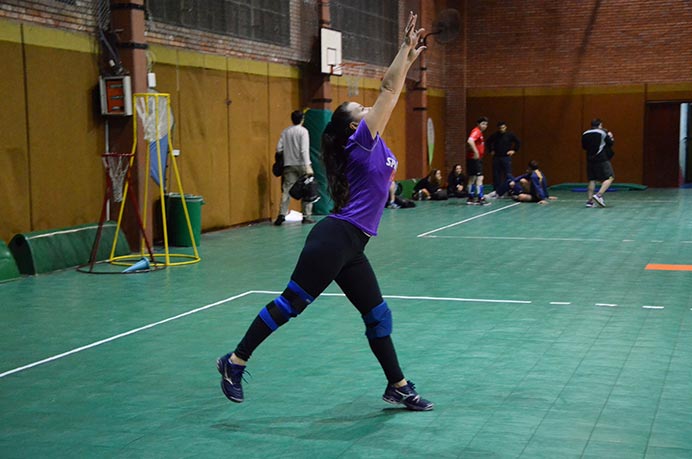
[212,402,414,441]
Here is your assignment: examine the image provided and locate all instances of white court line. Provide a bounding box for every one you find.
[642,305,664,310]
[417,203,520,238]
[425,235,608,242]
[0,290,256,379]
[596,303,618,307]
[253,290,532,304]
[0,291,531,380]
[550,302,571,305]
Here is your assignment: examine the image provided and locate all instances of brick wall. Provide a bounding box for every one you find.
[467,0,692,88]
[0,0,96,32]
[0,1,450,83]
[443,0,466,168]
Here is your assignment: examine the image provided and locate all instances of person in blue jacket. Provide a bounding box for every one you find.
[512,160,558,205]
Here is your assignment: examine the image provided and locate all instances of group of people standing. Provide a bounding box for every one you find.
[409,116,615,207]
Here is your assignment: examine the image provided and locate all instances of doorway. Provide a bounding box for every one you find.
[643,102,680,187]
[643,102,692,187]
[682,103,692,184]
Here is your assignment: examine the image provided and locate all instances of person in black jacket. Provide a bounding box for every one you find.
[446,164,467,198]
[581,118,615,208]
[413,169,447,200]
[486,121,521,193]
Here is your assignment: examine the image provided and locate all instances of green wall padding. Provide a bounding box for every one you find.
[303,108,333,215]
[8,222,131,275]
[0,240,20,282]
[550,182,648,191]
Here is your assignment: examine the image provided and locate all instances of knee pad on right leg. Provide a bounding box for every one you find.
[362,301,393,339]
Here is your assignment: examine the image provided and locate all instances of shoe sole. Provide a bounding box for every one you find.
[593,197,606,207]
[217,359,244,403]
[382,395,434,411]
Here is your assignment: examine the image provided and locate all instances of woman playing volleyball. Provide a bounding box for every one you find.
[217,12,433,411]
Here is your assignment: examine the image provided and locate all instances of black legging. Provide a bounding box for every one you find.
[234,217,405,384]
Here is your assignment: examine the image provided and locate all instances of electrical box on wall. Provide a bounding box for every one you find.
[99,76,133,116]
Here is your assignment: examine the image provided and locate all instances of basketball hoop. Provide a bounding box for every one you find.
[135,94,171,143]
[102,152,134,202]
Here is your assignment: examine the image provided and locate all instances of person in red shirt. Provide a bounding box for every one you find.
[466,116,490,205]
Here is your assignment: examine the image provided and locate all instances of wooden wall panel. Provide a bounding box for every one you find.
[176,66,231,230]
[267,76,300,217]
[0,39,30,243]
[381,92,407,180]
[522,94,583,185]
[24,45,103,231]
[227,73,270,225]
[582,92,645,184]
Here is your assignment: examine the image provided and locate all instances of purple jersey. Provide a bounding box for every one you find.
[330,119,398,236]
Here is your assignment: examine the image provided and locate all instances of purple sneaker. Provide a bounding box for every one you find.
[382,381,434,411]
[217,353,247,403]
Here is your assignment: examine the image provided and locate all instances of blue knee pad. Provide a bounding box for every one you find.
[362,301,393,339]
[259,280,314,331]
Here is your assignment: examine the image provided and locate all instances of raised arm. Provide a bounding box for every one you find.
[364,12,425,138]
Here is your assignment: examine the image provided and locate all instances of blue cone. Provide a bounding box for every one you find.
[123,257,150,273]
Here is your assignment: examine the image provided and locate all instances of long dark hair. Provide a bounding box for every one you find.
[322,102,356,213]
[428,169,441,186]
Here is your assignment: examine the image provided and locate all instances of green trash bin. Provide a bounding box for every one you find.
[166,193,204,247]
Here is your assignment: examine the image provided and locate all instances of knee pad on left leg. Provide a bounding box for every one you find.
[362,301,392,339]
[258,280,314,331]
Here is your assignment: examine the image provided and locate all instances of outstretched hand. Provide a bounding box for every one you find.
[403,12,426,62]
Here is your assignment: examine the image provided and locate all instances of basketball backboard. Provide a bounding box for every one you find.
[320,28,342,76]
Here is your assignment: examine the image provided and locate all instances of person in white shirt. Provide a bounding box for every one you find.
[275,110,314,225]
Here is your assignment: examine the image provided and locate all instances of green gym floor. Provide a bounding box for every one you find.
[1,188,691,458]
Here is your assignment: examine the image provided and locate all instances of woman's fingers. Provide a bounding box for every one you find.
[405,12,417,39]
[406,12,417,33]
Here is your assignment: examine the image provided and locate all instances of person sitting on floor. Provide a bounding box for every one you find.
[511,160,558,205]
[446,164,467,198]
[413,169,448,200]
[386,181,416,209]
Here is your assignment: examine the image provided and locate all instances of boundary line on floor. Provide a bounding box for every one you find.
[417,203,520,238]
[1,290,680,380]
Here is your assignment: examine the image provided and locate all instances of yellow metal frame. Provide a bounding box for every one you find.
[109,92,201,267]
